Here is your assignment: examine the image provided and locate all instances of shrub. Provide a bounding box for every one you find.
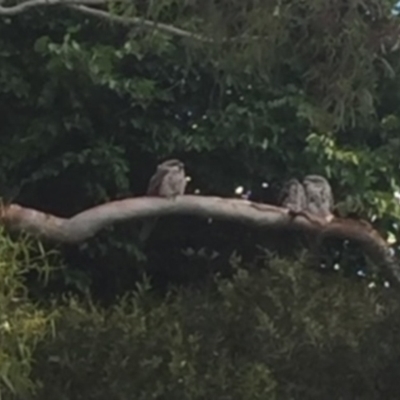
[0,228,56,399]
[31,255,400,399]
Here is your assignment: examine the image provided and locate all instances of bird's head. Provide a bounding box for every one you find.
[285,178,301,186]
[303,175,329,186]
[158,159,185,171]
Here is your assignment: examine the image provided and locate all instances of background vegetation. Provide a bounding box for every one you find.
[2,0,400,398]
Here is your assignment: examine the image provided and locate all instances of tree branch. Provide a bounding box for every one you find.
[68,4,211,41]
[0,0,105,15]
[0,0,212,41]
[0,0,263,43]
[1,195,399,283]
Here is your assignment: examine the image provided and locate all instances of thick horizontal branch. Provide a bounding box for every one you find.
[0,194,399,283]
[0,195,291,243]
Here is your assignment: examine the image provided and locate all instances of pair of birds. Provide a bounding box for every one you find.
[279,176,335,222]
[145,159,334,222]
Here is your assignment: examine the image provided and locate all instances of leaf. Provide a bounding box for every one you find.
[33,36,49,54]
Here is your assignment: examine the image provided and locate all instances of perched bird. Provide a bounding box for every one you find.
[139,159,187,243]
[146,159,186,198]
[302,175,334,221]
[278,178,307,213]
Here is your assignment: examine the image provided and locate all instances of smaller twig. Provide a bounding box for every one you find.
[68,4,213,41]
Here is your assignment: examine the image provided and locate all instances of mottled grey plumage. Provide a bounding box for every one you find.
[278,178,307,212]
[302,175,334,219]
[146,159,186,198]
[140,159,186,243]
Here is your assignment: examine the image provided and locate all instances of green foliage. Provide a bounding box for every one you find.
[102,0,400,128]
[30,256,400,399]
[0,228,57,399]
[305,132,400,220]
